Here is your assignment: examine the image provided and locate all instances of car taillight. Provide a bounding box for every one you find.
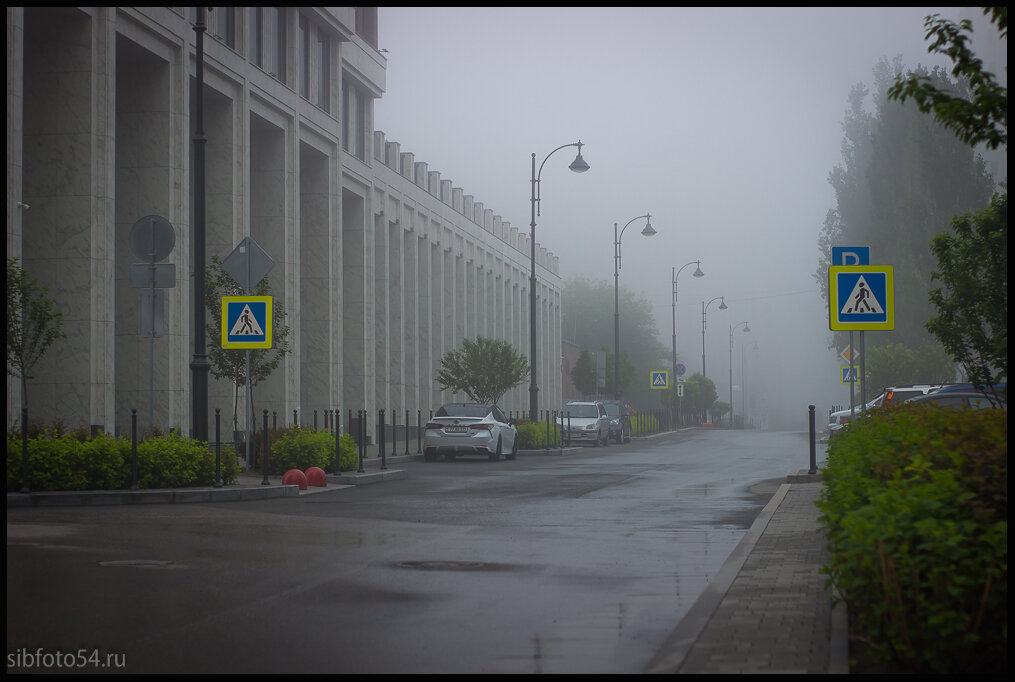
[470,424,492,431]
[424,422,442,430]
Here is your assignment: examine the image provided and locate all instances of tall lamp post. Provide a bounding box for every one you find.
[190,8,210,442]
[529,141,589,420]
[672,261,704,425]
[701,295,727,378]
[729,321,750,428]
[614,214,657,399]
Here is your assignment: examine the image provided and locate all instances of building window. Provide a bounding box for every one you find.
[343,78,366,160]
[315,32,330,111]
[249,7,286,84]
[299,14,309,99]
[211,7,235,49]
[249,7,262,67]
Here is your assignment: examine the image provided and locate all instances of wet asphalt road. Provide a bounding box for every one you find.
[7,428,817,674]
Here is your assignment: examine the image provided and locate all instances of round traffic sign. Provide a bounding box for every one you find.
[675,362,687,377]
[129,215,175,262]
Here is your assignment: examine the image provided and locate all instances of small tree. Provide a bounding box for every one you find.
[204,256,292,431]
[570,348,597,398]
[926,194,1007,391]
[7,258,66,408]
[436,336,529,405]
[682,373,717,424]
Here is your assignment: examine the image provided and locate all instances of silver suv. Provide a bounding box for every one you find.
[560,401,610,447]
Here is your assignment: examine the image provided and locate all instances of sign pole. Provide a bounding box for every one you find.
[848,332,855,415]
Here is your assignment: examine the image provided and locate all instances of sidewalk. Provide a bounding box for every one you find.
[645,473,848,674]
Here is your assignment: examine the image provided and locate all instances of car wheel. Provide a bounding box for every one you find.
[424,448,437,462]
[489,437,502,461]
[507,435,518,460]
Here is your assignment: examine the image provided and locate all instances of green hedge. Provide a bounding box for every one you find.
[515,420,563,449]
[7,430,239,491]
[817,403,1006,673]
[258,425,358,474]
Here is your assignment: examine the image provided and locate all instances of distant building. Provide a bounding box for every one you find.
[7,7,563,435]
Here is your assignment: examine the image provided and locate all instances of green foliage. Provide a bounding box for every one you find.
[888,9,1007,151]
[515,420,561,449]
[926,193,1007,389]
[816,56,996,354]
[562,276,669,406]
[6,429,239,491]
[570,349,598,397]
[681,373,718,417]
[817,403,1006,673]
[436,336,529,405]
[6,258,67,407]
[710,401,730,418]
[264,425,357,474]
[204,255,292,430]
[864,341,958,391]
[630,412,659,436]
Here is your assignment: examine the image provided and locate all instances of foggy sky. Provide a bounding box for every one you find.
[373,6,989,424]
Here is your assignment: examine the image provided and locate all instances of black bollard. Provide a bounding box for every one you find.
[131,409,139,490]
[214,408,222,487]
[405,410,410,455]
[417,410,422,453]
[334,414,342,477]
[808,404,817,475]
[262,409,270,485]
[20,407,29,493]
[357,410,365,473]
[379,409,387,470]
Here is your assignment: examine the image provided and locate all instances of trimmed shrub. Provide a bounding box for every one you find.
[6,428,239,491]
[817,402,1006,673]
[263,426,358,474]
[515,420,561,449]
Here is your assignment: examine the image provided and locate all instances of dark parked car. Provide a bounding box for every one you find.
[906,391,1006,410]
[601,400,632,443]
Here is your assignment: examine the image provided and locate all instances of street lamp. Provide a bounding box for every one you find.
[614,214,657,399]
[701,295,727,378]
[529,141,589,420]
[672,261,704,425]
[729,321,750,428]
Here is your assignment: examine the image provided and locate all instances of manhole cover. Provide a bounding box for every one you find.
[394,560,489,571]
[98,560,181,569]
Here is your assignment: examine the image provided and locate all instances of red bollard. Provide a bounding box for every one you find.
[282,469,308,490]
[304,466,327,487]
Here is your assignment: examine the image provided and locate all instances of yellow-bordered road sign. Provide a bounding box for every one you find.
[650,371,669,389]
[221,296,272,349]
[829,265,894,331]
[840,366,859,385]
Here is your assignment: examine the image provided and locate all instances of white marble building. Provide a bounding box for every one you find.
[6,7,562,436]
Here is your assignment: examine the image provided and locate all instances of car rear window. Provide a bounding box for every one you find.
[885,390,923,404]
[435,404,491,418]
[564,404,600,418]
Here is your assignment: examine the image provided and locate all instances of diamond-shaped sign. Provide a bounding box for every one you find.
[221,237,274,292]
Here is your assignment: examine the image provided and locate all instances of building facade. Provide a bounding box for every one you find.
[7,6,563,436]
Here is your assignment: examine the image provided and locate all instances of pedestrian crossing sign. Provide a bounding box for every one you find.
[840,366,859,385]
[221,296,272,349]
[828,266,894,331]
[650,371,669,389]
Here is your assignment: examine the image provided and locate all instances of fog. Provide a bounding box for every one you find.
[373,7,978,427]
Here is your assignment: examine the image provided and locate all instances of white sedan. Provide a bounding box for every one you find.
[424,403,518,462]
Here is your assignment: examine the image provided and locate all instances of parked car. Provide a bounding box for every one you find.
[600,400,632,443]
[423,403,518,462]
[906,390,1006,410]
[560,401,610,447]
[827,384,942,440]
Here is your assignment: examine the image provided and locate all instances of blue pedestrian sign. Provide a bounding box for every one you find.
[650,371,669,390]
[221,296,272,349]
[840,366,859,385]
[828,266,894,331]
